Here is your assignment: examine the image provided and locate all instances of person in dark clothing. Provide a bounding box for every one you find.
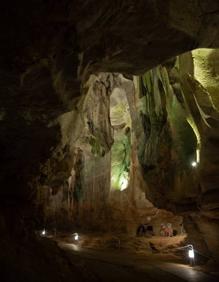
[136,223,154,236]
[136,224,146,236]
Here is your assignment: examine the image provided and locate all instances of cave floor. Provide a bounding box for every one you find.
[57,241,217,282]
[43,232,218,282]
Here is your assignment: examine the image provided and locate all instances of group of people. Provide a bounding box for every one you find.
[136,223,154,236]
[136,216,154,237]
[136,212,186,237]
[136,220,183,237]
[136,222,175,237]
[160,223,174,237]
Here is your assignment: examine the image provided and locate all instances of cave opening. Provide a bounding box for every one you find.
[110,87,131,191]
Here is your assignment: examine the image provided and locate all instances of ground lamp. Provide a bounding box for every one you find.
[191,161,197,167]
[73,232,79,241]
[41,229,46,236]
[188,245,195,265]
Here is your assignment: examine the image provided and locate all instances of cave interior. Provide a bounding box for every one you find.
[1,1,219,281]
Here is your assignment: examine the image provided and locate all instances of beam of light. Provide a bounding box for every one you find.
[191,161,197,167]
[62,243,80,251]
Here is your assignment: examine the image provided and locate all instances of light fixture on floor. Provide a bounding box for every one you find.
[73,232,79,241]
[188,249,194,258]
[176,244,195,266]
[188,245,195,266]
[41,229,46,236]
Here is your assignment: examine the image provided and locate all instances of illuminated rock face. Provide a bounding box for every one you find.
[135,50,219,263]
[110,87,131,191]
[136,65,198,211]
[35,74,161,233]
[35,50,219,264]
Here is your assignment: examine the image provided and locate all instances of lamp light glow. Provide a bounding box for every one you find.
[73,233,79,241]
[188,249,195,259]
[191,161,197,167]
[41,229,46,236]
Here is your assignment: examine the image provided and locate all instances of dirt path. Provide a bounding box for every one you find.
[57,240,218,282]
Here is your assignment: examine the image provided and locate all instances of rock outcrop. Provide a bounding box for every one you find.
[136,49,219,264]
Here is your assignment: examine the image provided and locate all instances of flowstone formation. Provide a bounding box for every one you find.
[36,73,117,229]
[136,59,199,211]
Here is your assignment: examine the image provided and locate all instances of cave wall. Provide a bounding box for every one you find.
[1,0,219,232]
[136,60,199,211]
[35,73,116,228]
[35,72,181,235]
[37,48,218,263]
[135,49,219,263]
